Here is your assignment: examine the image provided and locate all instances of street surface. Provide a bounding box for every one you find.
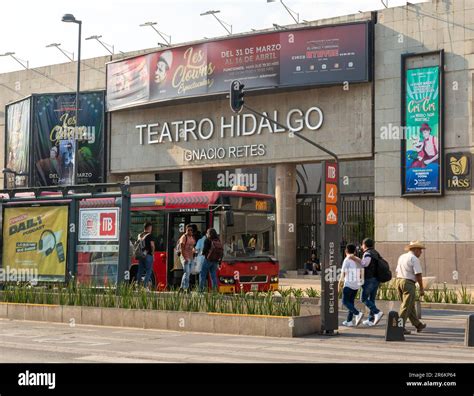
[0,309,471,363]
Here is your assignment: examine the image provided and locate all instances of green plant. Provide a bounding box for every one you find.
[305,287,320,298]
[460,284,472,305]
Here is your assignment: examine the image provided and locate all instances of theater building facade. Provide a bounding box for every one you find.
[1,0,473,282]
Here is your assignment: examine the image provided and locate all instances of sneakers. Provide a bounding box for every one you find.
[416,322,427,333]
[355,312,364,327]
[363,319,375,327]
[342,320,354,327]
[403,328,412,335]
[373,311,384,325]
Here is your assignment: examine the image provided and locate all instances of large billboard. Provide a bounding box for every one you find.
[402,63,443,195]
[4,98,31,188]
[2,206,69,282]
[33,92,106,186]
[107,22,371,111]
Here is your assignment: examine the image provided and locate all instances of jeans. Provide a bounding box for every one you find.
[361,277,380,321]
[342,287,360,322]
[137,254,153,287]
[199,258,218,292]
[180,258,193,290]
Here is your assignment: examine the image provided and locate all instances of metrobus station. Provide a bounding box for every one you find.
[1,0,474,293]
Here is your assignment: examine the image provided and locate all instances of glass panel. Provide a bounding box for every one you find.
[219,211,275,260]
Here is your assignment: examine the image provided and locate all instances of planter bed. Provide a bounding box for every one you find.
[0,302,320,338]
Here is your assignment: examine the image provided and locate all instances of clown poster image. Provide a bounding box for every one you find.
[2,206,69,282]
[404,66,441,194]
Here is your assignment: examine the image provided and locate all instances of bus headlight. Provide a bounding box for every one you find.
[219,276,235,285]
[270,275,279,283]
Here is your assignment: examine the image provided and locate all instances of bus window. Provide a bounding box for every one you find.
[130,211,166,252]
[218,211,275,260]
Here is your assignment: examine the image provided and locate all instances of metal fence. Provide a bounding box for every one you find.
[296,193,374,269]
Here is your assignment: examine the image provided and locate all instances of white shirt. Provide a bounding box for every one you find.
[341,257,362,290]
[396,251,423,282]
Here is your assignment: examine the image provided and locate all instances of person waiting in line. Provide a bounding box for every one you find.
[339,244,364,327]
[178,224,196,292]
[395,241,427,335]
[199,228,223,292]
[351,238,384,327]
[136,222,155,289]
[194,231,207,282]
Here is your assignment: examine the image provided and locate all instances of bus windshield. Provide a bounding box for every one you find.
[214,208,276,261]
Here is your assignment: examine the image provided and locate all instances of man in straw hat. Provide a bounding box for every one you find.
[395,241,427,334]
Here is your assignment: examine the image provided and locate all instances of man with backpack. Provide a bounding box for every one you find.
[199,228,223,292]
[353,238,386,326]
[134,222,155,289]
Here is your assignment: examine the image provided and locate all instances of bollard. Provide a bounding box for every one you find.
[385,311,405,342]
[465,314,474,347]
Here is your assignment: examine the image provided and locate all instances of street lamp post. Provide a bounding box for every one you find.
[267,0,300,24]
[62,13,82,186]
[200,10,232,35]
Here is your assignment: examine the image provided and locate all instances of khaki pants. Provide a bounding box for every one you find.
[396,278,421,328]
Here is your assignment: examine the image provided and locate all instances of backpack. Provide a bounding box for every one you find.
[206,238,224,262]
[133,233,149,260]
[374,251,392,283]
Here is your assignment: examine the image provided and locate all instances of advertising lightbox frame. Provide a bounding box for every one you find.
[400,50,445,197]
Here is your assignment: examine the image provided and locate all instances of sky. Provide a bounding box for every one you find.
[0,0,426,73]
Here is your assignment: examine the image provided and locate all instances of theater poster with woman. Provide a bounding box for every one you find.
[403,66,441,194]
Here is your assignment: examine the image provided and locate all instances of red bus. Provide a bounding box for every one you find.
[78,190,278,293]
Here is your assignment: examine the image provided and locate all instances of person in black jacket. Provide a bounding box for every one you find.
[352,238,384,326]
[199,228,222,292]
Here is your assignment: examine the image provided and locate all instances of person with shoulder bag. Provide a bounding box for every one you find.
[178,224,196,292]
[199,228,223,292]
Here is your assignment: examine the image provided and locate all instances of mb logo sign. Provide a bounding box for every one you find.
[79,208,120,241]
[321,161,341,334]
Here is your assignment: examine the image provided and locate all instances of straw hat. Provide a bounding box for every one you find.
[405,240,426,251]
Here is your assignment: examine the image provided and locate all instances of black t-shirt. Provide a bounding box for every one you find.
[140,233,154,255]
[363,249,379,279]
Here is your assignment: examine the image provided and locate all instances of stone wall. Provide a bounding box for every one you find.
[374,0,474,282]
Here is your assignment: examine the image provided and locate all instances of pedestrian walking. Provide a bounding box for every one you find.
[355,238,384,326]
[396,240,427,334]
[339,244,364,327]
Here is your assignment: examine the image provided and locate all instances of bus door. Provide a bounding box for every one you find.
[166,212,208,288]
[130,209,167,289]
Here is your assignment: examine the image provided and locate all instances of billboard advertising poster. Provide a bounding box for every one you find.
[2,206,69,282]
[106,22,370,111]
[403,66,441,194]
[5,98,31,188]
[33,92,105,186]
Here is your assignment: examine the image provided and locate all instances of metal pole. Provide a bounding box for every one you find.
[117,184,131,285]
[242,104,338,161]
[73,21,82,185]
